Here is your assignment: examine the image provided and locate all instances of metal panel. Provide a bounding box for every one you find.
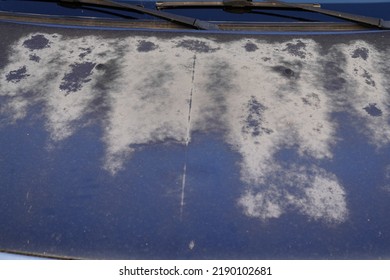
[0,22,390,259]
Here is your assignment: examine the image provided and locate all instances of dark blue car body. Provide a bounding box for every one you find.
[0,0,390,259]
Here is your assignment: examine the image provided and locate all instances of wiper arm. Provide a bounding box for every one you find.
[59,0,219,30]
[269,0,390,29]
[157,0,390,29]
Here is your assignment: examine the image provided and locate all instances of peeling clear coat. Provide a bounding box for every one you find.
[1,26,390,259]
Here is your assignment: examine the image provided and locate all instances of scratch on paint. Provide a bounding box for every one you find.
[180,55,197,220]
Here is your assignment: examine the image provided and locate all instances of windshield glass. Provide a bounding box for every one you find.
[1,0,389,23]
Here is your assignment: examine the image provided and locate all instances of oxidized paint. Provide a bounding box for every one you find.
[0,24,389,259]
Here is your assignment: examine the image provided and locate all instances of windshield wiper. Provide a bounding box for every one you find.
[270,0,390,29]
[156,0,390,29]
[59,0,219,30]
[156,1,321,9]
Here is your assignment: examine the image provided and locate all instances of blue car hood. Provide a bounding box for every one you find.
[0,21,390,259]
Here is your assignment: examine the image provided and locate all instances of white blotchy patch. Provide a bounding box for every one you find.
[334,41,390,147]
[217,39,337,186]
[100,42,194,173]
[0,34,123,141]
[238,166,348,223]
[1,34,389,224]
[238,188,284,220]
[298,174,348,222]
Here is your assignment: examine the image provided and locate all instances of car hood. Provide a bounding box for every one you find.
[0,22,390,259]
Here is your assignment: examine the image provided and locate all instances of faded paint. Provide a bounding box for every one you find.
[1,33,390,224]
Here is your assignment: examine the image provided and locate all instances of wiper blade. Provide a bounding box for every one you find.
[59,0,219,30]
[156,0,390,29]
[269,0,390,29]
[156,1,321,9]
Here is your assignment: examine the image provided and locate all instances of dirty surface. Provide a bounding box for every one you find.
[0,23,390,259]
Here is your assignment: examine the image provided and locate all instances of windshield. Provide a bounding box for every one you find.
[1,0,389,23]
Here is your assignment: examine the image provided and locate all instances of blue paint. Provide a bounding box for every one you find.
[1,1,390,259]
[1,101,390,259]
[22,34,50,50]
[363,104,383,117]
[59,62,96,94]
[6,66,29,83]
[177,133,244,259]
[321,112,390,258]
